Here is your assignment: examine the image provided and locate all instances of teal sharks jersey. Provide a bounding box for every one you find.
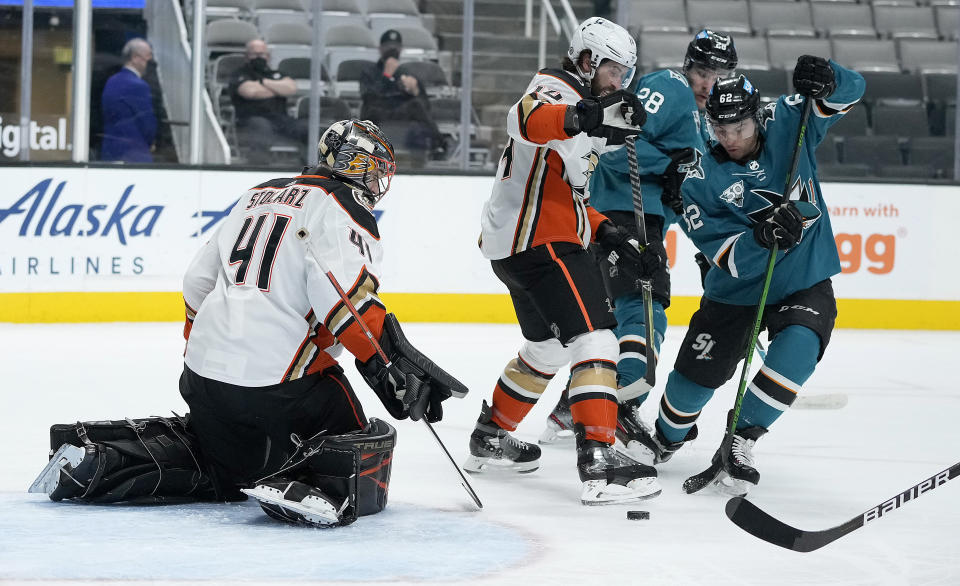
[589,68,708,225]
[678,61,865,306]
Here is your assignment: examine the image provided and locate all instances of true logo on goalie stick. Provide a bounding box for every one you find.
[862,470,950,524]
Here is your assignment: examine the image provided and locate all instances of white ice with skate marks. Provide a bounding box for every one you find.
[2,323,960,585]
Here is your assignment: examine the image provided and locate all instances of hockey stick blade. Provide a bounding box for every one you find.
[683,457,723,494]
[725,460,960,552]
[793,392,848,410]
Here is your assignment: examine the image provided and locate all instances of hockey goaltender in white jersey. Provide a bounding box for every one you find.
[29,120,467,529]
[183,159,384,387]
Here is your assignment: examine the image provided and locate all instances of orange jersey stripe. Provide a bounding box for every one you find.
[546,242,594,331]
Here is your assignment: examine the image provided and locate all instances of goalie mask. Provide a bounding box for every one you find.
[318,119,397,209]
[567,17,636,89]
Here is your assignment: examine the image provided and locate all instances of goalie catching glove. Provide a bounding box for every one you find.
[356,313,468,422]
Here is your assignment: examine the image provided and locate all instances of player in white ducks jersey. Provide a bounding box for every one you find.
[468,17,663,506]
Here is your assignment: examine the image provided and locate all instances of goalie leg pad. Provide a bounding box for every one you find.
[247,418,397,527]
[30,415,218,503]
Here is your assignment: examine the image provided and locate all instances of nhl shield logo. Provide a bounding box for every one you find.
[719,180,745,207]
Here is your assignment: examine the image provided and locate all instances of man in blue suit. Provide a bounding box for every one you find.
[101,38,157,163]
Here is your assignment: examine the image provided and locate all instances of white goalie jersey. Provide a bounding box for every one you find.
[183,173,387,387]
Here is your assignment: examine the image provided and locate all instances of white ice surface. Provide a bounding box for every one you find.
[2,322,959,585]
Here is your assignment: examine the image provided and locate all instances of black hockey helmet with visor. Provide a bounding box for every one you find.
[706,75,761,140]
[318,119,397,209]
[684,29,738,76]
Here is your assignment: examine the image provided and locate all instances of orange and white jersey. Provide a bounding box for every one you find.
[480,68,613,260]
[182,173,386,387]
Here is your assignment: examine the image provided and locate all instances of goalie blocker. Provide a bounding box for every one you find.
[29,415,397,528]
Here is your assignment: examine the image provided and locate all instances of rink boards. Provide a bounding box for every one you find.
[1,166,957,329]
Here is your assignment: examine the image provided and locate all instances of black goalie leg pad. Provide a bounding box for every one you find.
[246,418,397,527]
[34,415,217,503]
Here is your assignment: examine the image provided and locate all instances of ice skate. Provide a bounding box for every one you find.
[462,401,541,474]
[242,479,345,527]
[538,388,574,445]
[714,423,768,496]
[576,427,661,505]
[28,443,98,501]
[617,402,698,465]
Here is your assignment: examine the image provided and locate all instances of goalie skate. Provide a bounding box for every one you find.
[242,480,345,527]
[538,390,574,445]
[28,443,96,501]
[577,439,661,505]
[463,401,540,474]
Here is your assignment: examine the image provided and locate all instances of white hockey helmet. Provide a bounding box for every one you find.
[567,17,637,88]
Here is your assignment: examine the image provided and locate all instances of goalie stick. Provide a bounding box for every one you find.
[725,460,960,552]
[624,135,657,387]
[684,98,814,495]
[296,228,483,510]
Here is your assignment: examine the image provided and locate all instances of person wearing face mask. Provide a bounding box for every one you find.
[466,17,659,506]
[538,30,739,462]
[229,39,307,165]
[358,30,444,167]
[651,58,864,496]
[100,38,157,163]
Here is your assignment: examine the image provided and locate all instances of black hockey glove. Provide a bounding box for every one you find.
[571,90,646,144]
[596,220,661,281]
[752,201,804,250]
[659,147,695,215]
[356,314,468,423]
[793,55,835,100]
[694,252,711,289]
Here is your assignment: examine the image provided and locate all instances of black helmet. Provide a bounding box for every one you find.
[706,75,761,126]
[684,29,738,74]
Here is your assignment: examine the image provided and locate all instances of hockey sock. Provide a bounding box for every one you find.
[738,325,819,430]
[491,358,555,431]
[658,370,715,444]
[568,359,619,444]
[613,294,667,400]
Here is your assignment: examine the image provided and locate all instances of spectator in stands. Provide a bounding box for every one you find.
[360,29,444,167]
[229,39,308,165]
[100,38,157,163]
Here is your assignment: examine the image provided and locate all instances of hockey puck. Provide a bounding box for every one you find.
[626,510,650,520]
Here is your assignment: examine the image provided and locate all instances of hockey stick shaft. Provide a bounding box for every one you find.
[726,460,960,552]
[624,135,657,388]
[296,228,483,510]
[727,97,813,436]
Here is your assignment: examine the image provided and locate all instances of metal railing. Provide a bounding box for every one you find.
[525,0,578,70]
[144,0,231,164]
